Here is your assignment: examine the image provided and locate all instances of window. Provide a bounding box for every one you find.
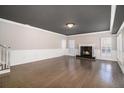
[101,37,112,56]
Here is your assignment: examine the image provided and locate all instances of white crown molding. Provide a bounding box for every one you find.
[67,31,111,37]
[110,5,117,32]
[117,22,124,36]
[0,18,66,37]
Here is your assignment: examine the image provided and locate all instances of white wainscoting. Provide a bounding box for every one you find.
[117,51,124,73]
[0,69,10,75]
[10,49,68,66]
[70,48,117,61]
[116,22,124,73]
[10,48,117,66]
[95,49,117,61]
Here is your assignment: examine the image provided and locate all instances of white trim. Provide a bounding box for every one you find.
[67,31,110,37]
[0,69,10,75]
[116,24,124,74]
[117,22,124,35]
[110,5,116,32]
[0,18,66,37]
[79,44,95,57]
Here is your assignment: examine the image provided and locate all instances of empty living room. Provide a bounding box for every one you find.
[0,0,124,90]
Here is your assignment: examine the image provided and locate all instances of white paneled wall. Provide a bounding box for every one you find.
[10,49,69,66]
[117,22,124,73]
[117,33,123,64]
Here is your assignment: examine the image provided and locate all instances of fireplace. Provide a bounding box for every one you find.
[80,46,92,58]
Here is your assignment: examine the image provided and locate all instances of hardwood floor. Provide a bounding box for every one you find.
[0,56,124,88]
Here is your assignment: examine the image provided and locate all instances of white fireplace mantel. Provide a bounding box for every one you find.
[79,44,96,57]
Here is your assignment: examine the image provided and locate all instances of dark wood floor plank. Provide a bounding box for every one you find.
[0,56,124,88]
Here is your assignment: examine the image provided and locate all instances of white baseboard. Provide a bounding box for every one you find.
[0,69,10,75]
[10,49,68,66]
[117,60,124,74]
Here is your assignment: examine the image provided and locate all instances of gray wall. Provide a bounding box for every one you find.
[0,19,66,50]
[68,31,117,50]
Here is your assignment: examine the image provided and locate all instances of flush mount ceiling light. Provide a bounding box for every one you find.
[66,23,75,28]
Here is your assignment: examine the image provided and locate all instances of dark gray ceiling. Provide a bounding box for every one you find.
[0,5,111,35]
[112,5,124,34]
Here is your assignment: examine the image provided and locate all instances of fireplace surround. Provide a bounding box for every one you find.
[76,44,95,59]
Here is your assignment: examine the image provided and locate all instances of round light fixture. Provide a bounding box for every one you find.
[66,23,75,28]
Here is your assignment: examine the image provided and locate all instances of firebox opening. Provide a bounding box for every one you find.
[80,46,93,58]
